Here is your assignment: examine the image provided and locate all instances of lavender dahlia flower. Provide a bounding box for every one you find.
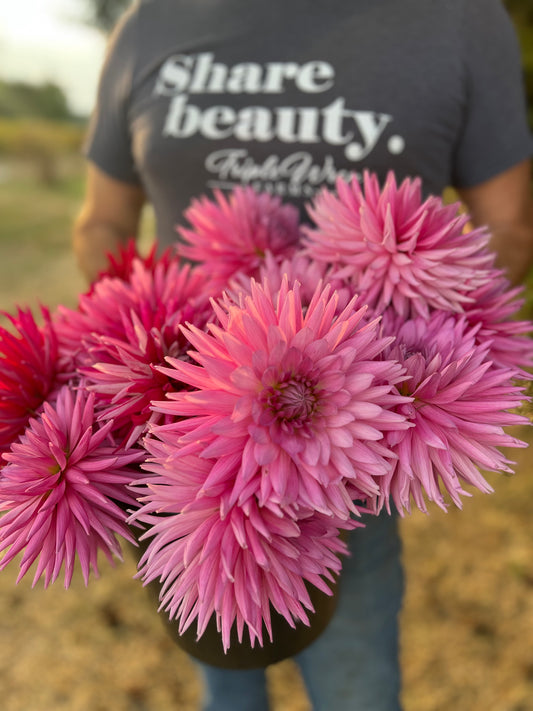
[378,312,530,515]
[461,269,533,374]
[230,250,355,316]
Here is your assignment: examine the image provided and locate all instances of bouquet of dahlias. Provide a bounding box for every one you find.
[0,176,530,659]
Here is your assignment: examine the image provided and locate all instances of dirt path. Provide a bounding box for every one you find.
[0,432,532,711]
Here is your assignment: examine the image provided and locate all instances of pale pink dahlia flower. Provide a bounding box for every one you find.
[155,278,410,508]
[304,171,494,319]
[130,278,410,648]
[0,385,144,587]
[132,451,357,651]
[378,312,530,515]
[0,307,59,457]
[177,187,301,289]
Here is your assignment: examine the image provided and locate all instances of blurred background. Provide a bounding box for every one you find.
[0,2,533,710]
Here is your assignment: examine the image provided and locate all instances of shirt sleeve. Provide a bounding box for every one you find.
[452,0,533,188]
[84,3,141,185]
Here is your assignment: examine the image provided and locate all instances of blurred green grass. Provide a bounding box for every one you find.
[0,164,86,315]
[0,159,155,317]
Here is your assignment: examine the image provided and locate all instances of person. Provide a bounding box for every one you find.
[73,1,533,709]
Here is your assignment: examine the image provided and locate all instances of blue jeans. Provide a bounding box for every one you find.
[197,513,404,711]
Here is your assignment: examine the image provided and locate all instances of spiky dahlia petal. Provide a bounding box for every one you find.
[0,385,144,587]
[90,238,179,291]
[230,250,355,315]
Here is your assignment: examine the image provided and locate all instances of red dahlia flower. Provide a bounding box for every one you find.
[0,307,59,457]
[90,239,178,292]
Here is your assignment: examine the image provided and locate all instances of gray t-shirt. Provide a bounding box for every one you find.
[86,0,532,247]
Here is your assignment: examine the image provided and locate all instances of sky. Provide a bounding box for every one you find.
[0,0,108,116]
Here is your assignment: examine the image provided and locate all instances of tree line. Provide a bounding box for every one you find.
[3,1,533,126]
[0,81,73,122]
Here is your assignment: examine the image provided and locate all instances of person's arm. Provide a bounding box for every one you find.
[73,163,146,283]
[457,159,533,285]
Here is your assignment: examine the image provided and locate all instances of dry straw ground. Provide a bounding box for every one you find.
[0,164,532,711]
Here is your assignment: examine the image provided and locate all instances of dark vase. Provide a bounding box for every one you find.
[136,538,341,670]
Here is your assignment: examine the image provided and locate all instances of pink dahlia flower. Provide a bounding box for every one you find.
[303,171,494,319]
[177,187,301,290]
[230,251,355,316]
[0,307,59,457]
[461,269,533,374]
[378,311,530,515]
[130,278,410,648]
[80,261,210,445]
[0,385,144,587]
[54,258,208,372]
[82,305,204,448]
